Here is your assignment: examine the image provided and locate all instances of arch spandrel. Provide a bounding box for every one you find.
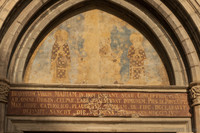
[24,9,169,85]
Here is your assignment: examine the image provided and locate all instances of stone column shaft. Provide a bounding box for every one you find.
[194,106,200,133]
[0,81,9,133]
[190,85,200,133]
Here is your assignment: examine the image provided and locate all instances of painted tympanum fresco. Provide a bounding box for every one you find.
[24,9,169,85]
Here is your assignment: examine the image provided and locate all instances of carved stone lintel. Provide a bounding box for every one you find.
[190,86,200,107]
[0,81,10,103]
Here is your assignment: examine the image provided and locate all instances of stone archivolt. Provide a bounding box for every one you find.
[190,85,200,107]
[0,0,199,132]
[0,82,10,103]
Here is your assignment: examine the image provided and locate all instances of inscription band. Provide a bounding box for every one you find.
[7,91,191,117]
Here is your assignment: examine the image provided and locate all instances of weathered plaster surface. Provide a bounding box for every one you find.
[24,10,169,85]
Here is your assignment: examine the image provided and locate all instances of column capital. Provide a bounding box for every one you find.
[0,80,10,103]
[190,85,200,107]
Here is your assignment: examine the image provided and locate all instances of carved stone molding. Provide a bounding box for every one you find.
[190,85,200,107]
[0,81,10,103]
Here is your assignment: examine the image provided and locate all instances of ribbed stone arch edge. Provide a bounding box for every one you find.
[1,0,184,85]
[9,1,177,84]
[0,0,48,78]
[144,0,200,82]
[0,0,199,85]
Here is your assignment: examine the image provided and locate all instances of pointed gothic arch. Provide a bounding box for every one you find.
[0,0,200,133]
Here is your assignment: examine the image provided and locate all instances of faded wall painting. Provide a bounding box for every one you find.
[24,9,169,85]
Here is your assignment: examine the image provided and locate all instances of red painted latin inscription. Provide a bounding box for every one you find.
[7,91,191,117]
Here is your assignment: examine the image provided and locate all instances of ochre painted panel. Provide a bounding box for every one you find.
[24,9,169,85]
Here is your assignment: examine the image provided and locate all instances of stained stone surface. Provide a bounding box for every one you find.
[24,9,169,85]
[8,90,191,117]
